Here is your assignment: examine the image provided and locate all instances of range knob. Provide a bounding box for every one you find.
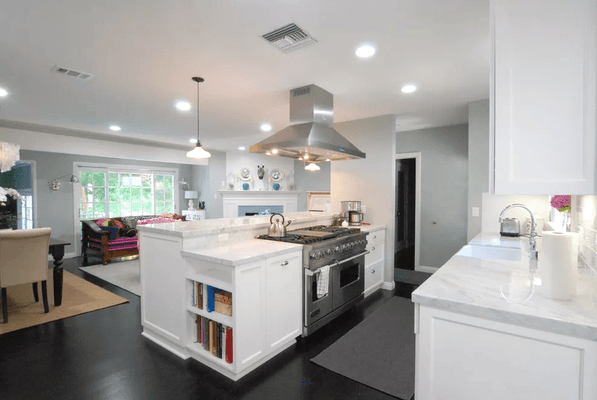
[326,248,333,256]
[335,246,342,254]
[317,251,325,259]
[310,252,319,260]
[342,244,348,252]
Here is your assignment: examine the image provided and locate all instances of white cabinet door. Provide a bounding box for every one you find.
[265,251,302,354]
[492,0,597,195]
[416,305,597,400]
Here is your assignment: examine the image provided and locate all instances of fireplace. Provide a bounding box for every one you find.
[219,190,301,218]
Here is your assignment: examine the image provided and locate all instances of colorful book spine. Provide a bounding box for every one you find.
[206,285,217,312]
[225,326,233,364]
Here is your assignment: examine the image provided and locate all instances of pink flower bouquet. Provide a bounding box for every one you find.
[550,195,571,212]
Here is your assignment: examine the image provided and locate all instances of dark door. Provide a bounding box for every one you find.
[395,158,416,270]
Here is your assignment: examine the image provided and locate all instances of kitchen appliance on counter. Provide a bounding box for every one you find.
[268,212,292,237]
[341,201,364,226]
[500,217,521,237]
[257,225,368,336]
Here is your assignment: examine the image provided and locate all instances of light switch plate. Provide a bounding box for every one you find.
[213,193,217,199]
[362,205,367,213]
[218,233,229,242]
[472,207,480,217]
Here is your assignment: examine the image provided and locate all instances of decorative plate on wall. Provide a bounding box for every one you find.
[270,169,282,181]
[239,167,252,181]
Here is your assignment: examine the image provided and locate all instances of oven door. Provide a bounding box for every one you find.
[304,267,334,327]
[332,252,366,310]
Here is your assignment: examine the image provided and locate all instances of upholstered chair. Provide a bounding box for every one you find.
[0,228,52,323]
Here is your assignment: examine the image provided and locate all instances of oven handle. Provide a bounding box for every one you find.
[305,250,370,276]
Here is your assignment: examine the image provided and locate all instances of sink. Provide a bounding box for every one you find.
[456,245,522,261]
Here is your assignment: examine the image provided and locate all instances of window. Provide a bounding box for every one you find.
[18,192,33,229]
[77,165,177,220]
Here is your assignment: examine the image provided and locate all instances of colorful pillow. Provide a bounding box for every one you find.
[96,218,110,227]
[100,226,119,239]
[112,220,125,229]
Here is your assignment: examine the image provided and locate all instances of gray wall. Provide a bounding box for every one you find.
[0,162,32,189]
[396,124,469,268]
[191,150,226,219]
[20,150,193,254]
[467,99,490,241]
[294,160,331,211]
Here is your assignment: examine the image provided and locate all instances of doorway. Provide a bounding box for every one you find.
[395,158,416,270]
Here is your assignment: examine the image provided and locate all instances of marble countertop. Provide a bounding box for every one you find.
[181,239,303,266]
[360,224,385,233]
[412,253,597,340]
[137,211,334,238]
[469,232,526,248]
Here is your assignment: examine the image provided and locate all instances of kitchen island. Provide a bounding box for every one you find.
[412,234,597,399]
[136,212,333,380]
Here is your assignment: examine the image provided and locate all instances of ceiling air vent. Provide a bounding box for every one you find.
[262,23,317,53]
[51,65,94,81]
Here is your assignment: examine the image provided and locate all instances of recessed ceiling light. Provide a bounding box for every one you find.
[271,148,279,155]
[401,85,417,93]
[0,88,8,97]
[261,124,272,132]
[355,45,376,58]
[238,146,246,151]
[303,154,309,160]
[109,125,121,131]
[189,138,198,144]
[176,101,191,111]
[326,159,330,162]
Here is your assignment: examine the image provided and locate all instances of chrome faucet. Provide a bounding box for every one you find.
[498,204,539,260]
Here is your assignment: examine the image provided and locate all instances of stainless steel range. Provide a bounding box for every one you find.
[257,225,369,336]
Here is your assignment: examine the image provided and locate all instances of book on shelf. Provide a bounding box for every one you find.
[190,280,203,309]
[194,316,233,364]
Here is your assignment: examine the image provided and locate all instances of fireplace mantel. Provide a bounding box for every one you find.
[218,190,302,218]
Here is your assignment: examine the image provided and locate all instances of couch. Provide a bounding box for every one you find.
[81,217,143,266]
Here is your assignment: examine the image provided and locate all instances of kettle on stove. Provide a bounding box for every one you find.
[268,213,292,237]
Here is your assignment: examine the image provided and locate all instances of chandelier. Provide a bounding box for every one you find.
[0,142,20,173]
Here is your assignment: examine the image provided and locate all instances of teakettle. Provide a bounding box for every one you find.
[268,213,292,237]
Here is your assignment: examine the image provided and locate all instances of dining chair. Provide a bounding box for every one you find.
[0,228,52,323]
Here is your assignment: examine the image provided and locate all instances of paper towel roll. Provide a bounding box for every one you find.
[539,231,579,300]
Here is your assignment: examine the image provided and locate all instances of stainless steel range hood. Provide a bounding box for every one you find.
[250,85,366,161]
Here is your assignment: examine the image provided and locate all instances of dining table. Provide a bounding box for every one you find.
[48,238,70,306]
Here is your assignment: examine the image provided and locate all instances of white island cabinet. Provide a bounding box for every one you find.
[491,0,597,195]
[362,226,386,297]
[412,253,597,400]
[137,212,333,381]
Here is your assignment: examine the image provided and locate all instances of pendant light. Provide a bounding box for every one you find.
[186,77,211,159]
[305,162,320,172]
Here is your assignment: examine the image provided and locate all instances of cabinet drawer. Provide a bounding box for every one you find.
[367,229,385,246]
[365,261,383,293]
[265,251,302,270]
[365,243,383,267]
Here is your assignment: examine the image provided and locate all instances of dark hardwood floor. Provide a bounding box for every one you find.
[0,257,416,400]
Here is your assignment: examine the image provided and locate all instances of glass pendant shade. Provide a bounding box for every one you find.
[305,162,320,171]
[187,145,211,159]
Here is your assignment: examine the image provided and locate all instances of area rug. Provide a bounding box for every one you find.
[80,259,141,296]
[311,297,415,399]
[0,270,128,335]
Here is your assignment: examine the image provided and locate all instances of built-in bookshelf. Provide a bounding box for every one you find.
[192,315,233,365]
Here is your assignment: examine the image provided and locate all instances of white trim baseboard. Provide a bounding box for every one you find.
[417,265,439,274]
[382,281,395,291]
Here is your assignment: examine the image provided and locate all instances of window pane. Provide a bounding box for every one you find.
[131,188,142,202]
[155,202,165,214]
[94,203,106,217]
[120,188,131,202]
[155,175,164,189]
[109,188,119,202]
[164,175,173,187]
[132,202,142,215]
[93,172,106,187]
[109,202,121,217]
[109,173,119,186]
[155,189,164,201]
[80,171,93,186]
[131,174,142,187]
[142,174,152,187]
[120,173,131,187]
[142,202,153,215]
[84,188,94,203]
[164,202,174,213]
[94,187,106,202]
[120,203,131,216]
[142,188,153,202]
[164,188,173,201]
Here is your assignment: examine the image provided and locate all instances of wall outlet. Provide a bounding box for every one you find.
[218,233,229,242]
[214,193,217,199]
[472,207,480,217]
[221,180,225,187]
[362,205,367,214]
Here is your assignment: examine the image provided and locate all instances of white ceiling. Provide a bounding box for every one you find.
[0,0,489,152]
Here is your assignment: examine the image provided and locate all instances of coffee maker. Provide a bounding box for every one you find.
[341,201,364,226]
